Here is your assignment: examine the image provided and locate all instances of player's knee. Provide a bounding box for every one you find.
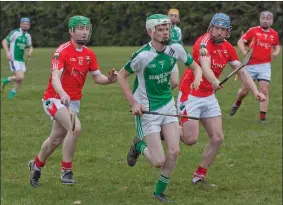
[211,134,224,145]
[240,88,249,95]
[167,147,180,159]
[260,87,268,96]
[181,126,198,145]
[153,161,165,168]
[16,74,24,82]
[16,76,24,82]
[152,157,166,168]
[74,124,81,137]
[65,124,77,133]
[50,137,63,147]
[182,134,198,146]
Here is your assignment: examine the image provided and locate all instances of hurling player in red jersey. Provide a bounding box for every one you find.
[28,16,117,187]
[177,13,266,184]
[229,11,280,123]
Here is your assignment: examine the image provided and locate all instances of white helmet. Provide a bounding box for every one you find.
[146,14,172,45]
[146,14,171,32]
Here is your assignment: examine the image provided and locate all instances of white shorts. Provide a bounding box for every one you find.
[177,92,221,123]
[42,98,80,120]
[245,63,271,82]
[135,98,178,138]
[9,60,26,72]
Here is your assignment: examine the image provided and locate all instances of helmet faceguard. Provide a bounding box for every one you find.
[208,13,232,44]
[146,14,172,45]
[68,15,92,45]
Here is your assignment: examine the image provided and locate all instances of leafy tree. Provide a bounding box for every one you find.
[1,1,282,47]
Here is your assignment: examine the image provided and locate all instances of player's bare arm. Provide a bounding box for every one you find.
[51,69,65,96]
[272,45,280,59]
[233,64,266,102]
[199,56,222,90]
[117,68,144,115]
[92,68,117,85]
[27,46,33,56]
[170,63,179,90]
[170,71,179,90]
[237,38,248,56]
[2,39,11,60]
[188,61,203,90]
[52,69,70,105]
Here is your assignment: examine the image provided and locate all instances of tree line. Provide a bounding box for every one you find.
[1,1,282,47]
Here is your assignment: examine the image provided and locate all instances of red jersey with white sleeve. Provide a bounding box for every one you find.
[179,33,239,98]
[241,26,279,65]
[43,41,100,101]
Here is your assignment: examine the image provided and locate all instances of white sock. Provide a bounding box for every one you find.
[34,164,41,171]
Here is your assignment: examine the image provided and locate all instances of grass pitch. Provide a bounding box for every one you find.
[1,46,282,205]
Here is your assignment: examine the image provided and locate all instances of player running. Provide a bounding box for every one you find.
[229,11,280,123]
[178,13,266,184]
[28,15,117,188]
[117,14,221,202]
[1,17,33,99]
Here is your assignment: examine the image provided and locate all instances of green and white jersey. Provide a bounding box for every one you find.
[125,42,193,111]
[170,25,182,45]
[5,28,32,62]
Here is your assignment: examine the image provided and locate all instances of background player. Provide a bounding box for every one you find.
[1,17,33,99]
[178,13,266,184]
[168,8,183,89]
[28,15,117,188]
[168,8,182,45]
[229,11,280,123]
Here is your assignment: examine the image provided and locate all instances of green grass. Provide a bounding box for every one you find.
[1,46,282,205]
